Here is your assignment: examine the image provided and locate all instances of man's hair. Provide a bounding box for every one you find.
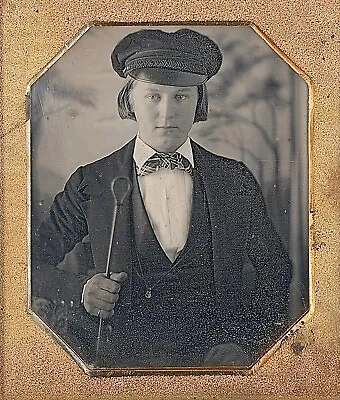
[117,78,208,123]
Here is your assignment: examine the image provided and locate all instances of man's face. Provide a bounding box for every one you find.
[131,80,198,153]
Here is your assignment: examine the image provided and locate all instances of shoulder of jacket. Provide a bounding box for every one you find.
[192,140,250,172]
[78,138,134,175]
[70,138,135,196]
[191,140,238,163]
[192,141,258,193]
[80,146,125,172]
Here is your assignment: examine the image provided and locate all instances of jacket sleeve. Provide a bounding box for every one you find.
[31,166,91,304]
[239,162,293,357]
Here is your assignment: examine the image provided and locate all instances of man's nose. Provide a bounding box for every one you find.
[158,96,176,119]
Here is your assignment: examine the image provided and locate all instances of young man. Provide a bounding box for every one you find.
[32,28,292,367]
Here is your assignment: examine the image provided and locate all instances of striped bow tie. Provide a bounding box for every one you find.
[138,152,194,176]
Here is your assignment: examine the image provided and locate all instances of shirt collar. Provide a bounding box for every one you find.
[133,134,195,171]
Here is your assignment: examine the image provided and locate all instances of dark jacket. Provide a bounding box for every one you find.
[32,138,292,357]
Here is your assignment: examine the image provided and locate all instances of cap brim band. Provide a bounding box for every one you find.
[127,68,207,87]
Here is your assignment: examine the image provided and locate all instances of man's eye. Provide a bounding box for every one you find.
[175,94,187,100]
[145,94,160,100]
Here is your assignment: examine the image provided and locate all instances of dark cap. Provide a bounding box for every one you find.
[111,29,223,86]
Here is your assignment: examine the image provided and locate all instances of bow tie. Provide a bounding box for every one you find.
[138,152,194,176]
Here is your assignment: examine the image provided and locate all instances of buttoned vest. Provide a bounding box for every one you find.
[109,170,222,366]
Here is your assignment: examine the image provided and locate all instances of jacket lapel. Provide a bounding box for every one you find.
[191,141,251,303]
[79,138,136,275]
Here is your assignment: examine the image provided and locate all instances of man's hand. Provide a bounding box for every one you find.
[204,343,251,366]
[83,272,127,318]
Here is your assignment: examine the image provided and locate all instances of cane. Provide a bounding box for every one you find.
[95,176,132,364]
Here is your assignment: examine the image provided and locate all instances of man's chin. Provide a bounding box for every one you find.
[148,137,187,153]
[154,143,183,153]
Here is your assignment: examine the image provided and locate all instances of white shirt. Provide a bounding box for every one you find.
[133,136,194,262]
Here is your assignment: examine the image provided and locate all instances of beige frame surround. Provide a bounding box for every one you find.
[1,2,338,399]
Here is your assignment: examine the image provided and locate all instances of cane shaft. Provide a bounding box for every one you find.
[94,176,132,364]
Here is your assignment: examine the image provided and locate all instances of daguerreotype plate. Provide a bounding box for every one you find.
[26,23,312,376]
